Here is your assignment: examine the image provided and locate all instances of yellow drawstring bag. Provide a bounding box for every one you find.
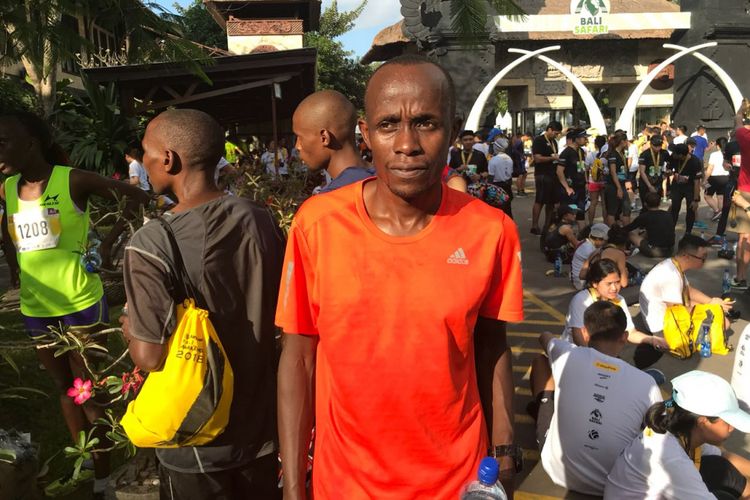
[121,219,233,448]
[664,304,729,359]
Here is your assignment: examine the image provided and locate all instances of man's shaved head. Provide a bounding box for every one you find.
[365,55,456,120]
[294,90,357,143]
[147,108,223,170]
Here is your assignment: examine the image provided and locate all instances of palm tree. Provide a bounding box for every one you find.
[449,0,526,39]
[1,0,206,117]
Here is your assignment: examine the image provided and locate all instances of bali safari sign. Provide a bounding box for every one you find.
[571,0,610,35]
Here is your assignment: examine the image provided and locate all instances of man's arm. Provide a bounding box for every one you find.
[72,169,150,267]
[475,317,515,497]
[278,333,318,500]
[556,164,572,195]
[609,162,624,198]
[638,163,655,192]
[120,314,167,371]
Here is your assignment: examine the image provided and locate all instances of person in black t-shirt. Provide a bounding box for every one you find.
[624,192,675,258]
[555,128,589,223]
[637,135,669,202]
[449,129,488,178]
[530,121,563,234]
[604,134,632,226]
[666,143,703,234]
[711,135,743,242]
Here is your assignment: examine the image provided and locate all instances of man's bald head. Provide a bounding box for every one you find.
[146,108,223,171]
[294,90,357,143]
[364,55,456,121]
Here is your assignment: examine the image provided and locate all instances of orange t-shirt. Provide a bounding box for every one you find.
[276,179,524,499]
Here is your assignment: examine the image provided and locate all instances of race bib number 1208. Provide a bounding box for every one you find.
[10,208,61,253]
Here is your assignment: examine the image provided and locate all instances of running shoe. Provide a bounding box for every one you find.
[706,235,725,247]
[731,278,748,290]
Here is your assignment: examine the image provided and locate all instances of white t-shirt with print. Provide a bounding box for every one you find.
[639,258,686,333]
[128,160,150,191]
[605,429,721,499]
[628,144,640,172]
[571,240,595,290]
[562,289,635,343]
[542,339,662,496]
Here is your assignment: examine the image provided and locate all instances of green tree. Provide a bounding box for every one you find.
[449,0,525,39]
[304,0,372,111]
[1,0,206,117]
[173,0,228,51]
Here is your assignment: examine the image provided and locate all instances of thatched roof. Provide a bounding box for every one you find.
[361,0,683,63]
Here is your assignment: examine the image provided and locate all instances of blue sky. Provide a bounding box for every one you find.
[153,0,401,58]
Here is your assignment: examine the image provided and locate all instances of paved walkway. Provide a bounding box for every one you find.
[508,175,750,499]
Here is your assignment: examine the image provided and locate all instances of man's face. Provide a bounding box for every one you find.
[0,119,28,175]
[360,63,454,200]
[461,135,474,151]
[575,136,587,147]
[292,113,326,171]
[546,128,561,139]
[141,122,169,194]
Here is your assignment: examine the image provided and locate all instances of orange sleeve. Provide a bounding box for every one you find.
[478,216,524,323]
[275,220,319,335]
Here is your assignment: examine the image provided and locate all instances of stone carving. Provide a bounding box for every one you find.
[226,18,303,36]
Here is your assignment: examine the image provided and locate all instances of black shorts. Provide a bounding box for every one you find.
[701,454,748,500]
[559,187,586,221]
[707,176,730,196]
[535,390,555,450]
[158,454,280,500]
[535,173,559,205]
[638,239,673,258]
[604,183,632,218]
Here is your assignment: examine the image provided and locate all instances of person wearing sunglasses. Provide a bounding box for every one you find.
[639,235,733,348]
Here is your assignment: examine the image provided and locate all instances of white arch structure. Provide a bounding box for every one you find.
[615,42,718,136]
[466,46,607,134]
[465,46,561,133]
[663,43,743,114]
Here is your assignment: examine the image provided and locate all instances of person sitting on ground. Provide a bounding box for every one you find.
[543,204,580,263]
[529,301,663,496]
[639,234,733,336]
[605,371,750,500]
[571,222,609,290]
[580,225,633,289]
[623,191,676,258]
[292,90,374,193]
[562,259,668,349]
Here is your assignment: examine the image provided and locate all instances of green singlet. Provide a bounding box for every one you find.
[5,166,103,317]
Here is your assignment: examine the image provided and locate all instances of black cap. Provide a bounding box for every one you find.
[566,128,589,140]
[557,204,579,218]
[650,135,663,146]
[743,118,750,126]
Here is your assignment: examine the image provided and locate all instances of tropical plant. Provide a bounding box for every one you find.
[171,0,228,51]
[0,78,38,115]
[52,74,138,175]
[449,0,526,39]
[1,0,208,117]
[304,0,373,111]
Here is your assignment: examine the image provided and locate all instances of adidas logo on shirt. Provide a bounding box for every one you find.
[447,247,469,265]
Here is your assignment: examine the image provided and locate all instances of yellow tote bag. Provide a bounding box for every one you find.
[121,219,234,448]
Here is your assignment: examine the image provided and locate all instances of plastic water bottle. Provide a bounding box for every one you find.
[554,252,562,277]
[81,236,102,273]
[699,311,713,358]
[461,457,508,499]
[723,269,732,295]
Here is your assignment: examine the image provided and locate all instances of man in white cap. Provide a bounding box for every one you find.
[570,222,609,290]
[606,370,750,499]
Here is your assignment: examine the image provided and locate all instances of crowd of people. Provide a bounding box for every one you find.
[3,52,750,500]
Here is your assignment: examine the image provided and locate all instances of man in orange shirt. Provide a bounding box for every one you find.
[276,55,524,499]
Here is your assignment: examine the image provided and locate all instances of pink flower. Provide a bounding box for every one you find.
[121,368,144,396]
[66,378,93,405]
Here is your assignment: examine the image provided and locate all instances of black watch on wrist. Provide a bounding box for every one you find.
[488,444,523,473]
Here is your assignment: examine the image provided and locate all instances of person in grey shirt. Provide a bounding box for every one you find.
[121,109,284,499]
